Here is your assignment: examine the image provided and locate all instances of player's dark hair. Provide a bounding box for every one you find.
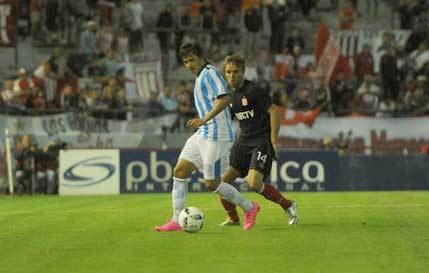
[224,54,246,72]
[179,43,204,59]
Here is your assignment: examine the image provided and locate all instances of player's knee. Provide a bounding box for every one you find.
[173,166,188,179]
[247,179,263,192]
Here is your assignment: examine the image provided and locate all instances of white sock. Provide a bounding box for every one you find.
[172,177,187,222]
[214,182,253,212]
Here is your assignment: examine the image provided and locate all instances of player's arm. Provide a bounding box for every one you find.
[187,95,231,128]
[268,103,280,158]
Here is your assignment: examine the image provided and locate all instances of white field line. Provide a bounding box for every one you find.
[0,203,427,216]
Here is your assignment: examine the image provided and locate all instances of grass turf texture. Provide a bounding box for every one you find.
[0,192,428,273]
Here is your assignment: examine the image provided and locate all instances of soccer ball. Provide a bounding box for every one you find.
[178,207,204,233]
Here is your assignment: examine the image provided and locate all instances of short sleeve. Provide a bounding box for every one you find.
[256,85,272,112]
[205,68,228,98]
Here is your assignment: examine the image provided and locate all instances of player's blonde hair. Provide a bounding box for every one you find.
[223,54,246,73]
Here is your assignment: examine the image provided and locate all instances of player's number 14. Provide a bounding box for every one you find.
[256,151,267,164]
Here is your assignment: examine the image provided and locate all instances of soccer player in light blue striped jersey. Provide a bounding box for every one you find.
[155,43,260,231]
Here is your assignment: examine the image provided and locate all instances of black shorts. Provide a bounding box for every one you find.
[229,140,275,181]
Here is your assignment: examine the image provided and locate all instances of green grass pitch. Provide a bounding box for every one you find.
[0,191,428,273]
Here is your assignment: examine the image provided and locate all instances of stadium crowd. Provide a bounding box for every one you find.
[2,0,429,119]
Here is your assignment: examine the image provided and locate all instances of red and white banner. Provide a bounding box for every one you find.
[0,0,17,47]
[279,117,429,154]
[315,22,351,84]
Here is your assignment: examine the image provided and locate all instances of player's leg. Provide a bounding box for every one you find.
[172,158,198,222]
[201,139,260,230]
[155,134,200,232]
[218,142,251,226]
[248,144,298,225]
[218,166,241,226]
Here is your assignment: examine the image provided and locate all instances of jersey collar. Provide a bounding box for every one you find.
[196,63,209,77]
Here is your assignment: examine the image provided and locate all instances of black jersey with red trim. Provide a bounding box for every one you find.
[229,80,272,142]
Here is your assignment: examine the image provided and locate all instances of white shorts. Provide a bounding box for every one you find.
[179,133,233,180]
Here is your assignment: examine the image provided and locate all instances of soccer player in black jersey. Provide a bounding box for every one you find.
[219,54,298,226]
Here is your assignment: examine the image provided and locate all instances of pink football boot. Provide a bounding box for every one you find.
[243,202,260,230]
[154,219,182,232]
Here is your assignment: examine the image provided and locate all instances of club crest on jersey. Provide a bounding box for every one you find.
[241,96,248,106]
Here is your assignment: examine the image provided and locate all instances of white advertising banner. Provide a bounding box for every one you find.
[279,117,429,153]
[59,149,120,195]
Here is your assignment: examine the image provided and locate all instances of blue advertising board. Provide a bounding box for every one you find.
[119,149,339,193]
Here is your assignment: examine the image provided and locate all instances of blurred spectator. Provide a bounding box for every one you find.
[408,43,429,74]
[244,56,259,81]
[419,144,429,155]
[174,80,192,131]
[160,86,178,112]
[79,20,97,60]
[377,32,396,53]
[380,47,400,101]
[321,137,335,150]
[354,44,374,84]
[175,5,193,65]
[398,0,420,30]
[14,135,35,194]
[293,88,313,111]
[115,28,130,62]
[45,0,61,43]
[286,28,305,55]
[30,87,46,110]
[291,45,307,78]
[156,3,175,82]
[274,48,294,81]
[157,4,174,52]
[356,75,381,114]
[145,91,163,117]
[224,8,242,53]
[336,130,353,155]
[86,55,106,78]
[31,0,44,42]
[268,0,287,54]
[338,0,357,30]
[100,49,118,77]
[330,71,354,115]
[113,88,130,120]
[60,85,79,109]
[404,75,429,114]
[199,0,218,50]
[66,53,88,77]
[376,100,396,118]
[14,68,34,96]
[48,47,67,79]
[125,0,144,53]
[96,24,115,55]
[256,50,273,82]
[2,80,18,107]
[366,0,379,17]
[299,0,315,17]
[244,2,263,56]
[311,74,331,112]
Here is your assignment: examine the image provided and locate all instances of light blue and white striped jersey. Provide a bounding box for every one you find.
[194,64,234,142]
